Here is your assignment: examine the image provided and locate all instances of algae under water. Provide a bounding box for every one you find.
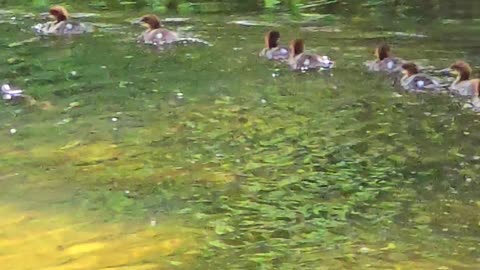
[0,1,480,269]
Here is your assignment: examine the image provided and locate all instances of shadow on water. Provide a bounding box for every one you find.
[0,0,480,269]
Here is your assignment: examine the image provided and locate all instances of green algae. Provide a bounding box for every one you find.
[1,2,480,270]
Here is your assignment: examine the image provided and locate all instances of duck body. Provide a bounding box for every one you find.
[288,39,334,71]
[367,57,403,73]
[138,28,179,45]
[288,53,334,71]
[450,79,479,96]
[400,73,442,91]
[34,20,90,36]
[259,46,290,61]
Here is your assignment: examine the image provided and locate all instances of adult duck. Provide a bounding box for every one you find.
[259,31,289,61]
[399,63,445,91]
[366,43,404,73]
[448,61,479,97]
[33,6,91,35]
[288,39,334,71]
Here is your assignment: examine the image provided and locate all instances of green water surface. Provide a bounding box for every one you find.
[0,1,479,269]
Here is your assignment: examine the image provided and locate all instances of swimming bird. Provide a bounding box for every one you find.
[366,43,404,73]
[448,61,480,98]
[399,63,444,91]
[136,15,211,47]
[1,84,24,102]
[287,39,334,71]
[33,6,91,35]
[137,15,179,45]
[259,31,290,61]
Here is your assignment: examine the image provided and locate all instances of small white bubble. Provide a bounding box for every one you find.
[176,92,184,99]
[70,71,78,77]
[150,219,157,227]
[260,99,267,104]
[124,190,130,194]
[9,128,17,134]
[111,117,118,122]
[466,178,472,183]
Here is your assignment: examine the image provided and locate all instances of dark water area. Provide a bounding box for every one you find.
[0,0,479,269]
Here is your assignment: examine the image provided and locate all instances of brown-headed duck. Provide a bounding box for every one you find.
[33,6,91,35]
[400,63,444,91]
[366,43,404,73]
[448,61,479,97]
[137,15,179,45]
[287,39,334,71]
[259,31,290,61]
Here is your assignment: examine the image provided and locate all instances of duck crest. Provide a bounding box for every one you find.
[265,31,280,49]
[376,43,390,61]
[290,39,304,56]
[49,5,68,23]
[451,61,472,82]
[141,15,162,30]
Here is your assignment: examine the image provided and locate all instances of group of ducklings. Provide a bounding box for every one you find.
[3,6,480,109]
[259,30,479,104]
[366,44,479,104]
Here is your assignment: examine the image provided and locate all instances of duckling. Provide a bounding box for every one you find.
[366,43,403,73]
[448,61,480,97]
[33,6,90,35]
[399,63,444,91]
[137,15,179,45]
[259,31,289,61]
[288,39,334,71]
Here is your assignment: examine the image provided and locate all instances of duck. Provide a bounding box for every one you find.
[448,61,480,98]
[399,63,444,91]
[259,31,290,61]
[1,84,25,103]
[137,15,179,45]
[287,39,334,71]
[1,83,53,109]
[366,43,404,73]
[33,6,91,35]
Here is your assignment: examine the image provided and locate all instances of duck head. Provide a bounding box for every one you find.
[450,61,472,81]
[290,39,304,57]
[401,63,419,77]
[375,43,391,61]
[49,5,68,23]
[140,15,162,30]
[265,31,280,49]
